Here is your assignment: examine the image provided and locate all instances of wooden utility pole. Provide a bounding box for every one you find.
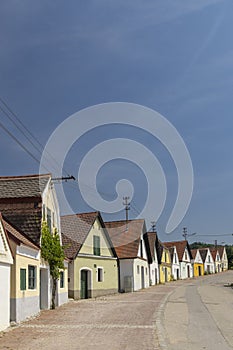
[182,227,188,240]
[151,221,156,232]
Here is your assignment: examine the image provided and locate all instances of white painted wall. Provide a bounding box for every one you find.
[133,259,149,291]
[119,259,133,292]
[0,263,11,331]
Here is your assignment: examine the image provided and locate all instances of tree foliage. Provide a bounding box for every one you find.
[41,221,65,309]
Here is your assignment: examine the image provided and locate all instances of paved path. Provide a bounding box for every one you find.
[0,271,232,350]
[160,271,233,350]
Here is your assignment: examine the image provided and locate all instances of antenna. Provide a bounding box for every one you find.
[151,221,156,232]
[182,227,188,240]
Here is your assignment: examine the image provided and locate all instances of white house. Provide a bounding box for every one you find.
[0,214,13,331]
[210,248,222,273]
[168,246,180,280]
[105,219,150,292]
[144,231,159,285]
[199,248,215,274]
[164,241,193,279]
[218,246,228,271]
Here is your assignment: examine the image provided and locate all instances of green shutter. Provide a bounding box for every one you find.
[20,269,26,290]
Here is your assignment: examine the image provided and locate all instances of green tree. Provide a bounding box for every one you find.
[41,221,65,309]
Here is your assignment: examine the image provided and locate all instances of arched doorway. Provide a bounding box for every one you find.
[80,269,92,299]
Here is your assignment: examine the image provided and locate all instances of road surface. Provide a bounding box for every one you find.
[0,271,232,350]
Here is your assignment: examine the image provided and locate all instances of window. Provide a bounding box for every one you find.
[97,267,103,282]
[93,235,100,256]
[140,240,143,258]
[28,266,36,289]
[60,271,64,288]
[185,252,188,260]
[47,208,52,233]
[137,265,140,274]
[20,269,26,290]
[174,253,177,264]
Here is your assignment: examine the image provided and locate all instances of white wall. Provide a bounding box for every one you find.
[0,263,11,331]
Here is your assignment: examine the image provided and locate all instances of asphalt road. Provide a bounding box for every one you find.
[160,271,233,350]
[0,271,232,350]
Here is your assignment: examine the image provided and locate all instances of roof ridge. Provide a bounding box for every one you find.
[0,173,51,181]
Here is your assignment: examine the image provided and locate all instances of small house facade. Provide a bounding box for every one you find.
[144,231,159,285]
[62,212,118,299]
[169,246,180,280]
[199,248,215,274]
[0,174,68,309]
[0,215,13,331]
[191,249,204,277]
[157,241,172,283]
[164,241,193,279]
[218,246,228,271]
[105,219,150,292]
[210,249,222,273]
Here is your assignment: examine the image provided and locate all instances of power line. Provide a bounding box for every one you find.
[0,96,71,176]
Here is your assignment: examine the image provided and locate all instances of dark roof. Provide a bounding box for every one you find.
[199,248,208,262]
[217,246,225,259]
[61,211,116,259]
[3,216,39,251]
[1,212,42,246]
[0,174,51,199]
[209,248,217,261]
[169,247,175,261]
[105,219,146,259]
[163,240,193,261]
[144,231,157,264]
[156,240,170,264]
[191,249,198,259]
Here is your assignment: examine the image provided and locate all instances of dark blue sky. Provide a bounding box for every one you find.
[0,0,233,244]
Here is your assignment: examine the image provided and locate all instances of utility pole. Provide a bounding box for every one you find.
[151,221,156,232]
[215,239,218,249]
[123,196,130,231]
[182,227,188,240]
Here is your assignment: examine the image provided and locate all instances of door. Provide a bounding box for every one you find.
[198,266,202,276]
[80,270,88,299]
[155,268,158,284]
[164,267,168,282]
[176,269,179,280]
[141,266,145,289]
[187,265,190,278]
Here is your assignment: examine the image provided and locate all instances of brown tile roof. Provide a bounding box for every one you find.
[0,174,50,199]
[144,231,157,264]
[191,249,198,259]
[199,248,208,262]
[61,211,116,260]
[105,219,146,259]
[156,240,171,264]
[209,248,217,260]
[217,246,225,258]
[163,240,192,261]
[2,216,39,251]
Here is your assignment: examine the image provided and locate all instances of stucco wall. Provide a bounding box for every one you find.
[70,256,118,299]
[133,259,149,291]
[0,263,11,331]
[10,295,40,323]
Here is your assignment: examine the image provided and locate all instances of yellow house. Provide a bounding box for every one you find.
[157,241,172,283]
[3,217,41,323]
[191,249,204,277]
[62,212,118,299]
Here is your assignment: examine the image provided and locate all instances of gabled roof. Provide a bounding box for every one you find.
[1,212,42,246]
[168,247,175,261]
[199,248,209,262]
[217,246,226,259]
[156,240,170,264]
[105,219,146,259]
[191,249,198,259]
[61,211,116,260]
[163,240,192,261]
[209,248,218,261]
[3,216,39,251]
[0,174,51,199]
[143,231,157,264]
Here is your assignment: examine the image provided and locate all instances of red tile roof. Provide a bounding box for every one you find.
[144,231,157,264]
[163,240,192,261]
[61,211,116,260]
[105,219,146,259]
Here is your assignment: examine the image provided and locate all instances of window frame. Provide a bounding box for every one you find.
[93,235,101,256]
[60,271,65,288]
[28,265,37,290]
[20,268,26,291]
[97,267,104,282]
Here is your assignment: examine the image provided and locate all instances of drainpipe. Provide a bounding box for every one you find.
[117,259,121,292]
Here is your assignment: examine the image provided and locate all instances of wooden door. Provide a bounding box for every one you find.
[80,270,88,299]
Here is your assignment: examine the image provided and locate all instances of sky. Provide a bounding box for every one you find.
[0,0,233,244]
